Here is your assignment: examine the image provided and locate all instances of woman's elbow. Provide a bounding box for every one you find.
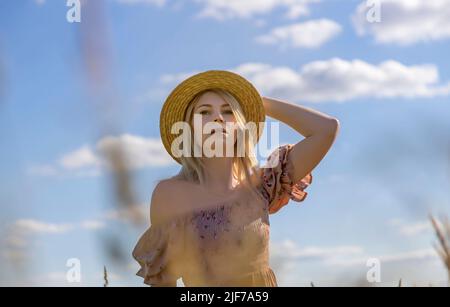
[322,117,340,137]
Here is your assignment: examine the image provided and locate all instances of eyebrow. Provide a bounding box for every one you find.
[196,103,231,109]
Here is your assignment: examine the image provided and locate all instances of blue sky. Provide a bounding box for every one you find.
[0,0,449,286]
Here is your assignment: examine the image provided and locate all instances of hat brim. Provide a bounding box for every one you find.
[160,70,265,164]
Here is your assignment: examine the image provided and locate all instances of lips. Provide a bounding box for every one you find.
[210,128,227,135]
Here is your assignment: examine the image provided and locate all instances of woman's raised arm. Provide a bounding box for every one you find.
[262,96,340,183]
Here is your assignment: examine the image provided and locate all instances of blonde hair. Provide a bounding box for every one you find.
[170,88,263,198]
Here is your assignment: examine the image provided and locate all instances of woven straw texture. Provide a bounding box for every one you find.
[160,70,266,164]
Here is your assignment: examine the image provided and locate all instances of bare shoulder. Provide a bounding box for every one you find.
[150,177,191,225]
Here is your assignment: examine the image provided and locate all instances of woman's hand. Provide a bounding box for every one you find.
[262,96,340,183]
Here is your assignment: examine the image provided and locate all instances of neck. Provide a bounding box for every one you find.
[201,156,236,193]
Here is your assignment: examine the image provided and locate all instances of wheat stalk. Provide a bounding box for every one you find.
[103,265,109,287]
[429,214,450,286]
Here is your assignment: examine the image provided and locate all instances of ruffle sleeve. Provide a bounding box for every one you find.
[132,218,184,286]
[259,143,313,214]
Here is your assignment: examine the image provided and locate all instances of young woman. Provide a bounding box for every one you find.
[133,70,340,286]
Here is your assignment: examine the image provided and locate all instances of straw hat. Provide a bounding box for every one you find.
[159,70,266,164]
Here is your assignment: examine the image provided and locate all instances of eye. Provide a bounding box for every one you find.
[199,110,209,115]
[223,109,233,115]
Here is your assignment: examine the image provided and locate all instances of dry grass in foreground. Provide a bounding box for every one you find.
[430,214,450,286]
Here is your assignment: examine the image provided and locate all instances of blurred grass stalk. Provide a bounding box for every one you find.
[77,0,145,266]
[429,215,450,286]
[104,266,109,287]
[78,0,144,223]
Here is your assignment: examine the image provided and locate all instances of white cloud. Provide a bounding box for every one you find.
[271,239,364,263]
[3,219,73,263]
[97,134,174,169]
[7,218,104,237]
[269,240,365,285]
[243,59,450,101]
[104,204,148,225]
[255,19,342,49]
[4,206,146,259]
[270,239,439,272]
[389,219,435,237]
[2,217,108,263]
[352,0,450,45]
[162,59,450,103]
[80,220,106,230]
[193,0,320,21]
[114,0,320,21]
[37,0,167,8]
[6,218,105,243]
[13,270,124,286]
[381,249,437,263]
[26,164,59,177]
[116,0,166,6]
[161,71,202,84]
[28,134,174,178]
[59,145,101,170]
[13,219,74,235]
[330,248,438,267]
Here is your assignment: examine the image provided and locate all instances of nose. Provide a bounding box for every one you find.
[213,112,224,123]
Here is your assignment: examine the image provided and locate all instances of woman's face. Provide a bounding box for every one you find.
[191,91,238,156]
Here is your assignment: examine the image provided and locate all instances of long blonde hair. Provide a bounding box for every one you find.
[171,88,263,198]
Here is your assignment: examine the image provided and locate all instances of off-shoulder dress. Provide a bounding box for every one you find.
[132,144,313,286]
